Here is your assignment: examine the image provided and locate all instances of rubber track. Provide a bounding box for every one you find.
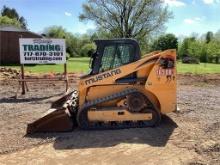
[77,88,161,130]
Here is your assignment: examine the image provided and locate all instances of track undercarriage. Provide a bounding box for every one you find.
[27,89,161,133]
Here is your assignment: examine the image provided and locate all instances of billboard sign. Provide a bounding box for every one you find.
[19,38,66,64]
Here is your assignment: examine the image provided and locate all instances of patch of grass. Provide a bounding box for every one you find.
[2,57,90,73]
[25,57,90,73]
[2,58,220,74]
[177,62,220,74]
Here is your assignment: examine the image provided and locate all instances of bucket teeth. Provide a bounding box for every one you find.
[51,92,73,108]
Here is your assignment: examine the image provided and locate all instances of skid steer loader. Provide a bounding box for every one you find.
[27,39,176,133]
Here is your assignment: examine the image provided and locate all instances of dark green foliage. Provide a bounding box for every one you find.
[80,43,96,57]
[178,31,220,64]
[152,33,178,51]
[206,40,220,63]
[1,6,19,19]
[178,37,196,58]
[66,52,70,60]
[206,31,214,44]
[199,46,208,63]
[1,6,27,29]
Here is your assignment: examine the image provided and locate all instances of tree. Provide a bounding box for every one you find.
[1,6,27,29]
[79,0,171,40]
[187,40,203,59]
[1,6,19,19]
[206,40,220,63]
[178,37,195,58]
[18,16,27,29]
[43,26,96,57]
[66,32,79,57]
[43,26,78,57]
[205,31,214,44]
[90,28,114,40]
[199,43,208,63]
[152,33,178,51]
[178,30,220,63]
[80,43,96,57]
[44,26,67,38]
[214,29,220,41]
[0,16,22,28]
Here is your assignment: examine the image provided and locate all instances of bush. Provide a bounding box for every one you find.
[66,52,70,60]
[80,43,96,57]
[152,33,178,51]
[182,55,199,64]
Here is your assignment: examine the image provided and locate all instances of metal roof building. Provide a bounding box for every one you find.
[0,26,42,64]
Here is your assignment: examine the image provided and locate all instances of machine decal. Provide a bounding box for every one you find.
[85,68,122,85]
[156,67,175,82]
[156,67,174,76]
[156,56,175,82]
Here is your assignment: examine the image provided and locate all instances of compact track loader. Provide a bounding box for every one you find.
[27,39,176,133]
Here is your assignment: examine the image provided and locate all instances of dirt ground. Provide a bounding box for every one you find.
[0,72,219,165]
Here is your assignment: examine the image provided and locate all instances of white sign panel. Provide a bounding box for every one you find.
[19,38,66,64]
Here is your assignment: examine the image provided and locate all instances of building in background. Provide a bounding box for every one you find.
[0,26,42,64]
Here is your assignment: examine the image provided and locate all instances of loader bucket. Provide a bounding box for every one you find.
[26,90,78,134]
[26,107,74,134]
[51,91,75,109]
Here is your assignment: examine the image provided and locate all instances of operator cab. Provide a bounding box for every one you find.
[89,39,141,75]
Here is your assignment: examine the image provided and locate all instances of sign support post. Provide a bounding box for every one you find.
[64,63,69,92]
[20,64,25,94]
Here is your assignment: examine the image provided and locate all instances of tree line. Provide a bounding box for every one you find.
[178,31,220,63]
[0,2,219,63]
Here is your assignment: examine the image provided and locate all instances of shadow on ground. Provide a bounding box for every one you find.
[0,92,64,103]
[27,115,177,150]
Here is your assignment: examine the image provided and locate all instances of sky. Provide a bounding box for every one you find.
[0,0,219,37]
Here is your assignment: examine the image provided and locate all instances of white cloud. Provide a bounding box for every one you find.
[184,17,203,24]
[203,0,214,4]
[184,19,195,24]
[64,12,72,17]
[163,0,186,7]
[203,0,220,4]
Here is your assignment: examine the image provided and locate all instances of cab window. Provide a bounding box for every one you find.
[100,44,134,72]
